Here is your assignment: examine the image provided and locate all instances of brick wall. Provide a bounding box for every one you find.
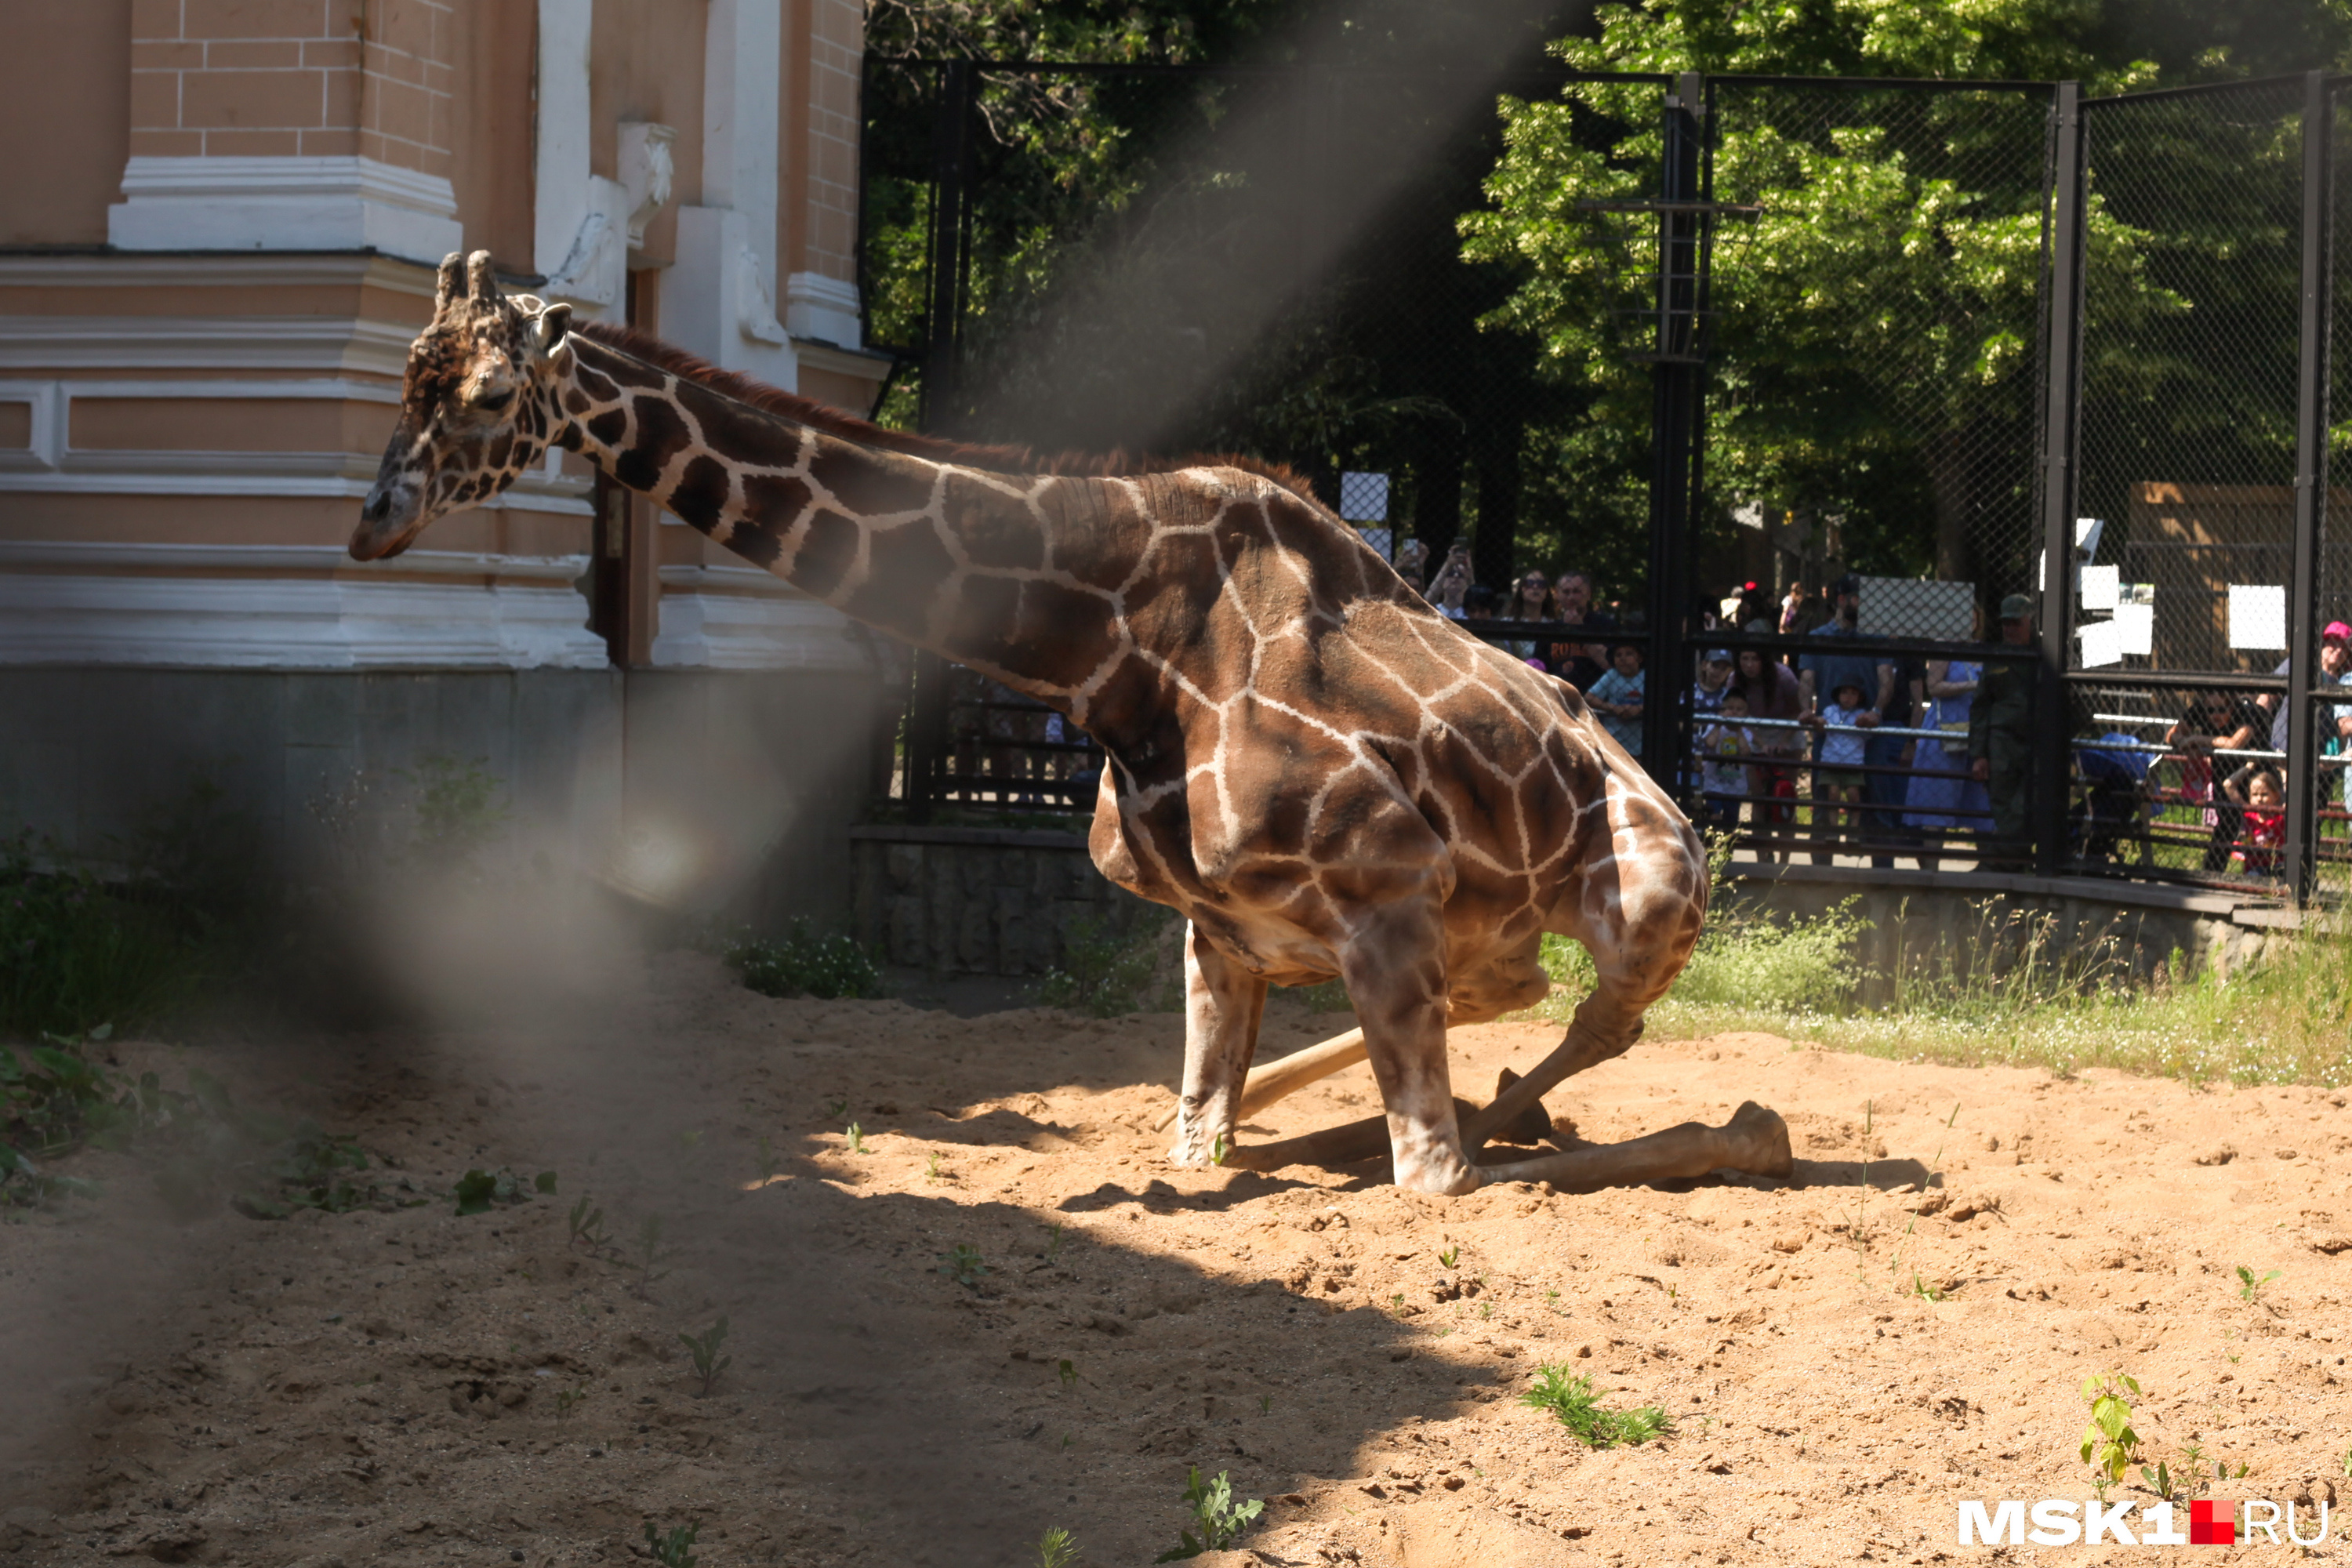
[792,0,862,281]
[129,0,452,174]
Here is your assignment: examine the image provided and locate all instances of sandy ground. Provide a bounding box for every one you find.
[3,949,2351,1568]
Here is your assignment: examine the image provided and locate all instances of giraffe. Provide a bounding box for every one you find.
[352,252,1793,1196]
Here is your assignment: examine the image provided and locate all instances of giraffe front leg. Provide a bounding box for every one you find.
[1341,911,1476,1197]
[1167,924,1269,1167]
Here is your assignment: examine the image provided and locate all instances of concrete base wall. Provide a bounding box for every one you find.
[841,831,2297,985]
[1720,862,2285,996]
[0,665,886,926]
[849,825,1163,976]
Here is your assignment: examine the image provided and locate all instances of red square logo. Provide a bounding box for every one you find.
[2190,1500,2235,1545]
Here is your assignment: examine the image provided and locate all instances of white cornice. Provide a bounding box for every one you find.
[0,569,608,670]
[0,315,417,376]
[0,252,437,295]
[109,156,465,267]
[0,541,592,583]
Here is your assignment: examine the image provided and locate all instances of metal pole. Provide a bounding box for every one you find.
[920,60,973,436]
[2285,70,2332,906]
[2033,82,2088,873]
[1642,72,1704,786]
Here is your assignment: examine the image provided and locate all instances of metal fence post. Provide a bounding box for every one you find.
[2034,81,2088,873]
[920,60,974,436]
[2285,70,2333,906]
[1642,71,1705,784]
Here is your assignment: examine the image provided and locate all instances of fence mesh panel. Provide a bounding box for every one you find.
[2065,82,2307,891]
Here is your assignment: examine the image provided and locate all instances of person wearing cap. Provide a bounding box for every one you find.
[2256,620,2352,802]
[2325,622,2352,811]
[1969,593,2038,862]
[1797,573,1895,862]
[1686,648,1737,798]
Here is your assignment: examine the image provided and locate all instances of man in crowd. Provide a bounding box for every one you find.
[1548,568,1617,691]
[1969,593,2038,864]
[1796,574,1895,864]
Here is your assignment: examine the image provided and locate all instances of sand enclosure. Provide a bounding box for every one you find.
[3,948,2350,1566]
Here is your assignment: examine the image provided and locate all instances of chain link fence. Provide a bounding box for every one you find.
[859,59,2350,906]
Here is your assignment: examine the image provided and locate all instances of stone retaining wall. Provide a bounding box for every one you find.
[850,822,2299,985]
[849,823,1163,976]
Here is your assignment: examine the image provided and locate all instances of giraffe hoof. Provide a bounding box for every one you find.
[1726,1100,1793,1178]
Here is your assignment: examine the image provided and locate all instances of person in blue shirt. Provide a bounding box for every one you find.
[1796,574,1894,865]
[1586,641,1646,757]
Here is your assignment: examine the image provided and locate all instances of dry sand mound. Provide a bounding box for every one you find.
[2,951,2349,1566]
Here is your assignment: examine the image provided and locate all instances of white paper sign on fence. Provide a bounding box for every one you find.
[2228,584,2287,650]
[2114,601,2154,655]
[2078,617,2124,668]
[2080,564,2119,612]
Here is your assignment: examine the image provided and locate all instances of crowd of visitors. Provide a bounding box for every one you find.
[949,528,2352,883]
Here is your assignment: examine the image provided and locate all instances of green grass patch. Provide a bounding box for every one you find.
[1523,833,2352,1089]
[1519,1366,1671,1447]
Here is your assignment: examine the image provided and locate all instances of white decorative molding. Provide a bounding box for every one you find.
[648,558,869,671]
[785,271,862,350]
[0,315,418,376]
[0,381,67,470]
[107,156,465,266]
[669,207,796,387]
[789,336,893,393]
[0,545,607,670]
[619,122,678,250]
[539,178,630,311]
[0,253,434,295]
[535,0,597,291]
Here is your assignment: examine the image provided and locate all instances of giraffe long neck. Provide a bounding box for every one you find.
[552,336,1157,713]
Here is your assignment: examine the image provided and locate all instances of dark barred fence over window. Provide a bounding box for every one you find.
[860,60,2352,908]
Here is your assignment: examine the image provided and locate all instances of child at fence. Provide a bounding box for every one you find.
[1697,691,1755,831]
[1803,677,1878,849]
[1585,642,1646,757]
[2220,764,2286,877]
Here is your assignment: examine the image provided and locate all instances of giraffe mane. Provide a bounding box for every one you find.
[571,321,1330,509]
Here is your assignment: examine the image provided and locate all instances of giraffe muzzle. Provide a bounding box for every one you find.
[350,480,422,560]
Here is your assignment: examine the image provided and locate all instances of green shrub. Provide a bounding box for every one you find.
[1035,913,1171,1017]
[0,834,198,1039]
[724,920,885,1000]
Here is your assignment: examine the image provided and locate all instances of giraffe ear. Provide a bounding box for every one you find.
[434,252,465,315]
[535,303,574,355]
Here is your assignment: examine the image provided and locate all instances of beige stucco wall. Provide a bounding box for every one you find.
[0,0,133,246]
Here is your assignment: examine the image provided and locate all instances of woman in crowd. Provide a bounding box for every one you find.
[1732,646,1805,861]
[1500,568,1554,663]
[1903,608,1993,856]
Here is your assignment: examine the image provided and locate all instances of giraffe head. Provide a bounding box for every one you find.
[350,250,574,561]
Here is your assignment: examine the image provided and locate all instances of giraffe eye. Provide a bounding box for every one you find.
[474,387,514,412]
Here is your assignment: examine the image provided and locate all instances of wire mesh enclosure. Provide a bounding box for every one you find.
[858,58,2352,905]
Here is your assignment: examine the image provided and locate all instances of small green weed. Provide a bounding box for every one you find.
[1044,1223,1065,1263]
[555,1385,587,1416]
[453,1167,556,1217]
[631,1215,673,1301]
[757,1136,779,1184]
[2079,1372,2145,1495]
[1036,1526,1081,1568]
[724,921,884,1001]
[1438,1243,1459,1269]
[939,1244,989,1288]
[568,1196,614,1254]
[1519,1366,1671,1448]
[679,1316,731,1397]
[1058,1359,1077,1391]
[844,1122,866,1155]
[925,1151,943,1182]
[0,833,203,1038]
[642,1520,699,1568]
[1152,1466,1263,1561]
[2234,1265,2281,1305]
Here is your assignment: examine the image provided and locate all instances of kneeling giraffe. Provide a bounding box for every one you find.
[351,252,1792,1196]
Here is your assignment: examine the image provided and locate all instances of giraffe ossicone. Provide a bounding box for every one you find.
[354,251,1793,1197]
